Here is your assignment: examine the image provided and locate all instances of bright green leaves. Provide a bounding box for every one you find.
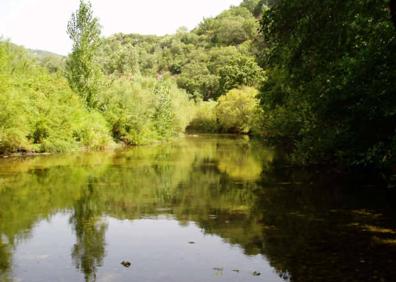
[66,0,102,109]
[98,77,193,145]
[188,87,262,134]
[216,87,262,134]
[0,41,112,153]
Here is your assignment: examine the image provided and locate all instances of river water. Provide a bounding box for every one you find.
[0,135,395,282]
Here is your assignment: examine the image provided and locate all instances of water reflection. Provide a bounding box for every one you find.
[70,180,107,282]
[0,135,395,282]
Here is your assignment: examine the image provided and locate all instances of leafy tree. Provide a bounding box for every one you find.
[188,100,219,132]
[99,77,193,145]
[66,0,102,108]
[241,0,261,13]
[0,41,112,154]
[218,54,264,97]
[216,87,261,134]
[259,0,396,168]
[1,0,268,153]
[177,62,219,100]
[196,7,259,46]
[98,39,140,76]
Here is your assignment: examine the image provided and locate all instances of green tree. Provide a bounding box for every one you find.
[259,0,396,167]
[177,62,219,100]
[216,87,261,134]
[66,0,102,108]
[218,54,264,96]
[196,7,259,46]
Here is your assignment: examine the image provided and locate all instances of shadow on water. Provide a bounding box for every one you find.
[0,135,395,281]
[251,166,396,282]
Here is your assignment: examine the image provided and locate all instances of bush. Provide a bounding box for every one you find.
[187,100,219,132]
[216,87,261,134]
[0,41,113,153]
[99,76,194,145]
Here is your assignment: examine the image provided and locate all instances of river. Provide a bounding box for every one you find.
[0,135,395,282]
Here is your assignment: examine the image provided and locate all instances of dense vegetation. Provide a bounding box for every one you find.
[1,0,395,170]
[258,0,396,168]
[0,42,111,153]
[0,0,264,154]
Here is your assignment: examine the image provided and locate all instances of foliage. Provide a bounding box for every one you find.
[259,0,396,168]
[187,100,219,133]
[2,0,202,154]
[96,2,265,100]
[99,77,194,145]
[217,54,265,96]
[97,38,140,77]
[176,62,219,100]
[0,41,112,153]
[66,0,102,108]
[216,87,262,134]
[30,50,65,73]
[196,6,259,46]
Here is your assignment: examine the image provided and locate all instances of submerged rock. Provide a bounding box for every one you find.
[252,271,261,276]
[121,261,132,268]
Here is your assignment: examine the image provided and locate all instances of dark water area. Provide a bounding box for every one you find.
[0,135,395,282]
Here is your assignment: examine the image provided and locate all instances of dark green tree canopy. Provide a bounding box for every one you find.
[259,0,396,167]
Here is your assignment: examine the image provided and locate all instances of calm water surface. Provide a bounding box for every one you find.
[0,135,395,282]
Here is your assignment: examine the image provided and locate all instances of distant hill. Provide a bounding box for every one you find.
[29,49,65,73]
[29,49,64,59]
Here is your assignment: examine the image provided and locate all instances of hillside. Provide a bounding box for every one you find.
[29,48,65,73]
[97,0,266,100]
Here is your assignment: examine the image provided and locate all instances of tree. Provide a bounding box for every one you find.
[66,0,102,108]
[218,55,264,97]
[216,87,261,134]
[177,62,219,100]
[259,0,396,167]
[196,7,259,46]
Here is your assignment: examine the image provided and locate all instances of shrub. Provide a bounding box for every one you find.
[99,76,194,145]
[187,101,219,133]
[0,41,113,153]
[216,87,261,134]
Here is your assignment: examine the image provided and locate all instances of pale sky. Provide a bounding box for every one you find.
[0,0,242,55]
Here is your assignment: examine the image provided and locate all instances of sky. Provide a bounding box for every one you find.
[0,0,242,55]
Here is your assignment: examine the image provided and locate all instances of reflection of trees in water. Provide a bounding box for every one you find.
[70,180,107,282]
[247,168,396,282]
[0,239,11,282]
[0,136,273,281]
[1,137,395,281]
